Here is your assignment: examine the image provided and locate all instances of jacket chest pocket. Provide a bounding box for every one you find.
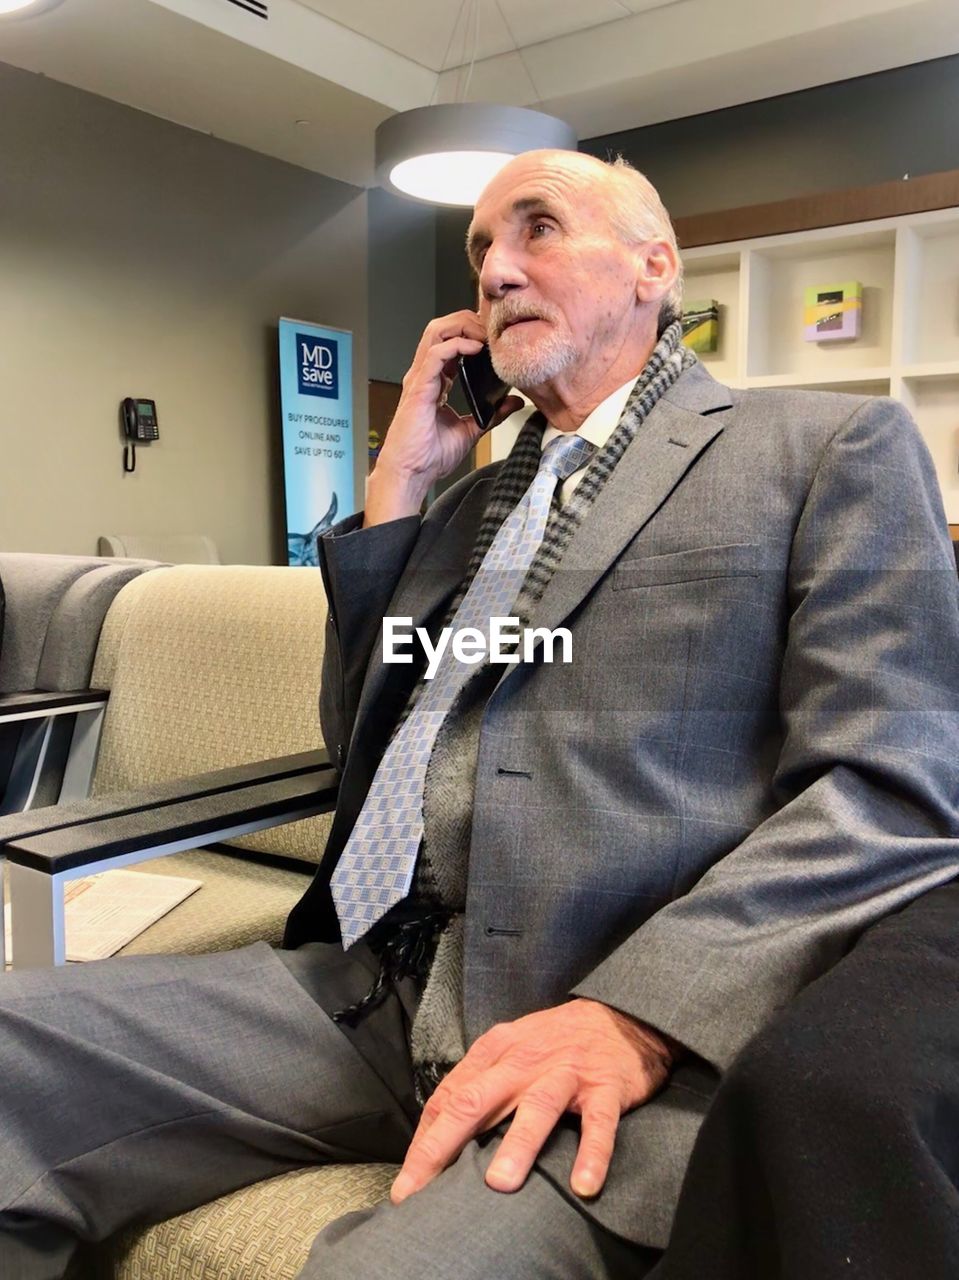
[612,542,763,590]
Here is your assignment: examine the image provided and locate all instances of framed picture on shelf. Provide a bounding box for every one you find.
[804,280,862,342]
[681,299,720,353]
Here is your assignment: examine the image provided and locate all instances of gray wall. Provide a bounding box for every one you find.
[0,62,368,565]
[584,53,959,217]
[435,209,473,325]
[368,187,436,384]
[435,53,959,313]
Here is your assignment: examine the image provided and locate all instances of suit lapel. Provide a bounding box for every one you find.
[515,364,732,658]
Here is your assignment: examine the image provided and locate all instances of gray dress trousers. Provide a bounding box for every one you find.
[0,942,656,1280]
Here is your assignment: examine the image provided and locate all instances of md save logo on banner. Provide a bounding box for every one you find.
[296,332,339,398]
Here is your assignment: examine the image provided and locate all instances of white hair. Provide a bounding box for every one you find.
[603,155,684,334]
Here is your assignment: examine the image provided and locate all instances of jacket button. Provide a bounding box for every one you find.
[336,743,345,767]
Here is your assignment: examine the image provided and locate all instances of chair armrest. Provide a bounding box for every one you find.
[5,760,339,968]
[6,764,338,875]
[0,748,329,851]
[0,690,108,725]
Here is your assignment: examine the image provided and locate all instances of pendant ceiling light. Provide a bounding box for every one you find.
[0,0,64,15]
[375,0,576,207]
[376,103,577,207]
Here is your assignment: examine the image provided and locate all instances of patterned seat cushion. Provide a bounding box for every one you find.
[116,848,317,956]
[91,565,332,869]
[81,1164,397,1280]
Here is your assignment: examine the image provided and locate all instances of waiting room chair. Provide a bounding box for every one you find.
[3,563,338,964]
[98,533,221,564]
[0,553,160,814]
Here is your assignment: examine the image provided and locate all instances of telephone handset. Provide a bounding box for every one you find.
[121,398,158,473]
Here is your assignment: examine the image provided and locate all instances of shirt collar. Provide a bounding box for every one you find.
[539,375,640,452]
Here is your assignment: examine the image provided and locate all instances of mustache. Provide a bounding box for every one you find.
[488,299,557,339]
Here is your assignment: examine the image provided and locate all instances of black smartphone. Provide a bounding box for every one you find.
[457,344,510,431]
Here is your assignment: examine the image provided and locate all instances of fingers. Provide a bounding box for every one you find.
[381,311,495,496]
[414,1058,482,1136]
[390,1034,529,1203]
[485,1068,577,1193]
[389,1007,638,1206]
[405,311,486,406]
[423,335,483,377]
[394,1068,618,1203]
[405,335,483,406]
[391,1072,502,1204]
[569,1084,621,1199]
[412,1021,514,1141]
[413,310,486,363]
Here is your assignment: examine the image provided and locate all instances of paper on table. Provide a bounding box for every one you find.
[3,870,202,963]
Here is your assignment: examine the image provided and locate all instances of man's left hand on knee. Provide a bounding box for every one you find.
[390,998,680,1204]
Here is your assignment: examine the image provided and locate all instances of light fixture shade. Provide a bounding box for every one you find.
[0,0,65,16]
[375,103,577,207]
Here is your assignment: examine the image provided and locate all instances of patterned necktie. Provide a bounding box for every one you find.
[331,430,595,947]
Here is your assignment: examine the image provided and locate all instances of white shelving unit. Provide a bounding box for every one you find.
[683,207,959,521]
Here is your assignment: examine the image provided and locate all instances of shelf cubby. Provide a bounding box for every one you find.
[682,251,741,387]
[898,213,959,366]
[897,374,959,521]
[744,230,896,381]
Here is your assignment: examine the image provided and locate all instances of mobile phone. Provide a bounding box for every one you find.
[457,344,511,431]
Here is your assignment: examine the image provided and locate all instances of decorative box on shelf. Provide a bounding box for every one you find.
[803,280,862,342]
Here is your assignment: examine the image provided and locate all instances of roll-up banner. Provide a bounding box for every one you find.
[278,317,354,566]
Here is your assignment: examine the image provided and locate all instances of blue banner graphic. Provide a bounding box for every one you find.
[278,317,354,566]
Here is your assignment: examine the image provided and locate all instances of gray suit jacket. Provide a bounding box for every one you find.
[285,362,959,1247]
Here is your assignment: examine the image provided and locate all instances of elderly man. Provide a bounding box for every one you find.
[1,150,957,1280]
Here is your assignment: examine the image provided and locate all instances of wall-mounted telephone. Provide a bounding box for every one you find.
[122,398,158,441]
[121,398,158,473]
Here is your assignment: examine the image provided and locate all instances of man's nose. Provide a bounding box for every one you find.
[479,240,527,300]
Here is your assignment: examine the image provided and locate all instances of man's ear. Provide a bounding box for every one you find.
[635,239,679,307]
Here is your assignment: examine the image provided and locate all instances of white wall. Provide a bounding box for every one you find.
[0,62,368,564]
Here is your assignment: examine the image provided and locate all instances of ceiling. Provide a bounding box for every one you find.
[0,0,957,190]
[293,0,685,73]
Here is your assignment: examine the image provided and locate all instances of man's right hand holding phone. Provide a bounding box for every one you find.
[365,310,522,529]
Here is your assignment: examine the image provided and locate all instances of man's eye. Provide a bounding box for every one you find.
[530,222,551,238]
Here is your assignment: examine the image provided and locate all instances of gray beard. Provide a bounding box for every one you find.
[489,330,578,391]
